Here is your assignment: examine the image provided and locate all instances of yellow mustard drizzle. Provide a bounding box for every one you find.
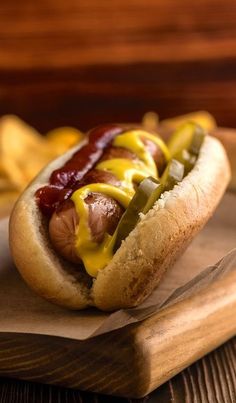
[71,184,131,277]
[114,129,170,166]
[96,158,152,198]
[71,130,169,276]
[113,131,157,176]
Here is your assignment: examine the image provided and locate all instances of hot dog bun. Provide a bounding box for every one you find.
[211,127,236,191]
[9,135,230,311]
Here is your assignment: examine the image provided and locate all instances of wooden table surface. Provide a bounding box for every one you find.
[0,337,235,402]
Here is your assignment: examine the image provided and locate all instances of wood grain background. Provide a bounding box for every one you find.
[1,1,236,132]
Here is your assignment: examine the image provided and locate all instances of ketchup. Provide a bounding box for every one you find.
[35,124,123,216]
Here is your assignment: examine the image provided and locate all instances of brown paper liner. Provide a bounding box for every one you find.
[0,193,235,341]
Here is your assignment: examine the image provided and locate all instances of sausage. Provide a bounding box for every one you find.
[49,169,123,263]
[49,199,80,264]
[49,194,124,264]
[100,141,166,174]
[100,146,138,162]
[141,136,166,175]
[49,136,167,264]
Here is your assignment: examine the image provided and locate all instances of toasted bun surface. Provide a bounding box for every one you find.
[212,127,236,191]
[9,135,230,311]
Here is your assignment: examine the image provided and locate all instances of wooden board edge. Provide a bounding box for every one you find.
[0,326,146,398]
[132,269,236,397]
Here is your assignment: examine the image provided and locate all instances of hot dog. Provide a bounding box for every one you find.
[9,123,231,311]
[48,128,167,266]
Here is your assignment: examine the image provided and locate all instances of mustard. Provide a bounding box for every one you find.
[71,129,169,276]
[71,184,131,277]
[96,158,152,198]
[113,131,157,176]
[113,130,170,172]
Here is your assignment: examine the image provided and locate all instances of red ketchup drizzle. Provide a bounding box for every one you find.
[35,124,123,216]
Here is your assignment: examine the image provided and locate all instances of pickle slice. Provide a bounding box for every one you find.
[169,122,206,175]
[161,159,184,191]
[174,149,197,176]
[167,122,205,158]
[113,123,205,251]
[189,127,205,156]
[114,177,163,251]
[140,177,164,214]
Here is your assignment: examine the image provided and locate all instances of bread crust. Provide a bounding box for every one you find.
[9,135,231,311]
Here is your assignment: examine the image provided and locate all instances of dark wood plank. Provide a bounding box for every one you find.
[1,1,236,130]
[0,338,235,402]
[2,59,236,132]
[1,0,236,68]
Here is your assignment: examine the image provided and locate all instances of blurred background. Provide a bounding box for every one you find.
[1,0,236,132]
[1,0,236,218]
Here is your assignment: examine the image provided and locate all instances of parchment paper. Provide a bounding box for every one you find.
[0,193,235,340]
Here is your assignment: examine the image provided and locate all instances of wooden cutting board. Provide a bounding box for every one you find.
[0,192,236,398]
